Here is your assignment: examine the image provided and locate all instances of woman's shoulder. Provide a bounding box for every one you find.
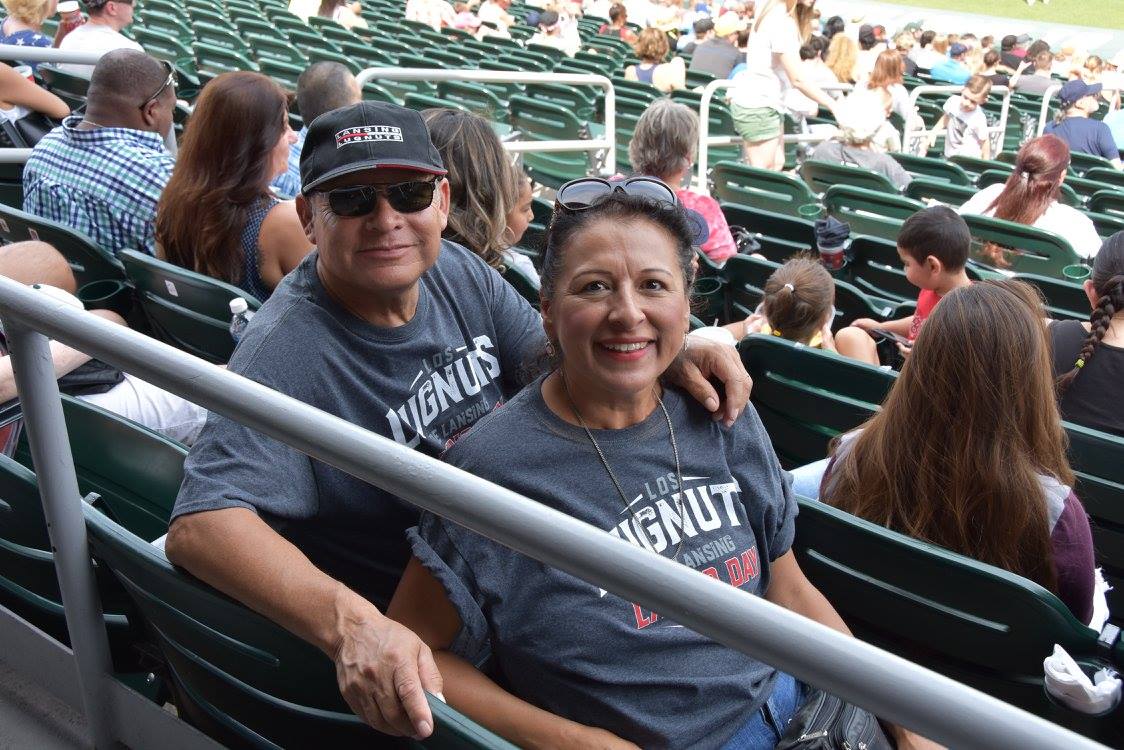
[957,183,1002,215]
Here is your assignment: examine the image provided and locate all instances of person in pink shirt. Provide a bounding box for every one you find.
[628,98,739,264]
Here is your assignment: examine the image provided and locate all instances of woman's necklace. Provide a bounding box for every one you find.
[559,372,687,560]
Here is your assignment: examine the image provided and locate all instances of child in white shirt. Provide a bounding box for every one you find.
[933,75,993,158]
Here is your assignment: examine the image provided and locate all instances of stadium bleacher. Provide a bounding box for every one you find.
[1,0,1123,747]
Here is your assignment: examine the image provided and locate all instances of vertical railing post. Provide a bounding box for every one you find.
[4,321,116,749]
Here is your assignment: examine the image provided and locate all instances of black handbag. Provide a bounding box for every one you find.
[774,689,894,750]
[0,110,61,148]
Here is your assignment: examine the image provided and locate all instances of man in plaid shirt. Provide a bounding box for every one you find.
[23,49,177,257]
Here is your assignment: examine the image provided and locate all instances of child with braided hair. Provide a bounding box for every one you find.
[1050,231,1124,436]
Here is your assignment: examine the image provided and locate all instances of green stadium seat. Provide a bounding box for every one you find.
[508,95,595,189]
[133,27,195,64]
[0,161,23,208]
[308,47,363,74]
[1069,151,1117,177]
[83,504,520,750]
[710,161,818,218]
[1088,190,1124,219]
[258,59,305,90]
[318,23,364,50]
[524,82,596,122]
[1089,211,1124,240]
[848,235,916,302]
[792,497,1124,747]
[233,15,284,40]
[338,41,393,70]
[193,42,259,76]
[1010,273,1089,321]
[119,249,261,365]
[500,262,540,308]
[37,66,90,110]
[719,203,815,263]
[246,33,307,67]
[902,178,976,206]
[822,185,925,243]
[368,36,415,61]
[948,154,1013,180]
[428,48,475,69]
[684,68,715,90]
[554,58,602,76]
[403,92,468,113]
[1067,175,1116,205]
[668,89,741,164]
[439,26,474,41]
[137,9,194,43]
[0,204,124,288]
[362,80,401,105]
[188,7,237,31]
[610,76,659,102]
[889,153,972,185]
[738,334,893,467]
[961,213,1081,277]
[435,81,506,121]
[802,160,900,195]
[1083,168,1124,192]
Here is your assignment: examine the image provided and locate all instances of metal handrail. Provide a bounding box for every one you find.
[0,276,1109,750]
[695,79,851,193]
[905,84,1013,155]
[356,67,616,175]
[1037,84,1064,137]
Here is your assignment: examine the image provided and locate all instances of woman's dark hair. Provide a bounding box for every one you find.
[823,15,844,39]
[156,72,288,285]
[981,135,1069,267]
[1057,231,1124,391]
[541,191,697,301]
[761,256,834,344]
[919,29,935,47]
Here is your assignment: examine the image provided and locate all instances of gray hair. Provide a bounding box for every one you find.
[628,99,699,179]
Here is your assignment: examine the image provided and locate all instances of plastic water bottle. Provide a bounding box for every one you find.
[229,297,254,343]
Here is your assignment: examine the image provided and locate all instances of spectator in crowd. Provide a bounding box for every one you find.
[979,34,993,51]
[156,72,312,302]
[784,37,838,116]
[388,182,929,750]
[528,10,579,57]
[893,32,918,77]
[929,41,971,85]
[165,101,751,741]
[999,34,1025,69]
[624,26,685,91]
[421,108,537,284]
[1044,80,1121,168]
[821,13,843,40]
[1052,45,1076,78]
[0,53,69,129]
[847,206,972,352]
[725,256,881,364]
[597,2,636,42]
[504,169,534,254]
[476,0,514,32]
[687,10,744,79]
[815,282,1095,624]
[55,0,143,76]
[679,17,713,55]
[272,61,361,200]
[316,0,367,29]
[731,0,839,171]
[980,50,1010,87]
[958,135,1102,261]
[1012,50,1056,96]
[0,0,83,69]
[1025,38,1051,62]
[1105,104,1124,155]
[933,74,992,159]
[823,30,858,83]
[860,49,919,146]
[854,23,881,81]
[405,0,455,31]
[910,29,942,70]
[0,241,207,447]
[23,50,173,256]
[628,98,737,264]
[809,91,912,190]
[1052,232,1124,437]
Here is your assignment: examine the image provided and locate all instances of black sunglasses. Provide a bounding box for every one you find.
[554,176,677,214]
[140,60,176,110]
[323,178,439,217]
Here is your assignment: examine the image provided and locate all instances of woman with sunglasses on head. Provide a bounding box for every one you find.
[155,71,311,301]
[388,177,934,750]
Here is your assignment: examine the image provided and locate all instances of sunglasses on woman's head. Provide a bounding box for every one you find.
[554,176,678,214]
[322,178,439,217]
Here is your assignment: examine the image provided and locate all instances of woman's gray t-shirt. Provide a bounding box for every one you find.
[410,379,797,750]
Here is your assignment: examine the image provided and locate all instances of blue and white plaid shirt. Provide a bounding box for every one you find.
[22,116,175,257]
[270,126,306,200]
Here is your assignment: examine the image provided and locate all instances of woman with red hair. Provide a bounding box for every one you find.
[856,49,920,151]
[957,134,1102,260]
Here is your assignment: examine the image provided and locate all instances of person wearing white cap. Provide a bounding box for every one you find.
[687,10,745,78]
[809,90,913,190]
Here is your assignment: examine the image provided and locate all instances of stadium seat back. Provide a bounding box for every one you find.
[792,497,1123,745]
[132,28,195,65]
[902,178,975,207]
[245,33,308,68]
[0,161,23,208]
[1088,190,1124,219]
[257,59,305,91]
[191,22,249,53]
[1068,151,1117,177]
[610,77,659,102]
[119,249,262,364]
[508,95,593,188]
[738,334,893,467]
[822,185,924,243]
[710,161,817,218]
[889,153,972,185]
[961,213,1081,277]
[37,66,91,110]
[83,504,519,750]
[802,160,899,195]
[1089,211,1124,240]
[501,262,540,308]
[0,203,124,288]
[193,42,259,77]
[436,81,506,122]
[1083,168,1124,192]
[948,154,1013,181]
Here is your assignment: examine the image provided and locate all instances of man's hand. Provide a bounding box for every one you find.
[667,334,752,427]
[333,593,443,739]
[850,317,879,331]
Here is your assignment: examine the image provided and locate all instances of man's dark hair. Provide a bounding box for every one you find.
[897,206,970,270]
[1001,34,1016,51]
[296,62,357,124]
[1026,39,1050,59]
[919,29,935,48]
[87,48,170,107]
[608,2,626,23]
[693,18,713,35]
[799,42,818,61]
[823,15,844,39]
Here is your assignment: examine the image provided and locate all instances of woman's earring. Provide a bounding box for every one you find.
[546,340,556,357]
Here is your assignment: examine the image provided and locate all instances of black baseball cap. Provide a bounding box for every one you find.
[300,101,447,195]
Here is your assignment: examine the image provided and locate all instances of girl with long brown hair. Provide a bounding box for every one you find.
[821,282,1095,623]
[1052,231,1124,436]
[859,49,920,151]
[957,134,1102,262]
[155,72,312,300]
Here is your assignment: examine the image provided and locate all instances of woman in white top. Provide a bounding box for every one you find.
[957,134,1103,262]
[729,0,838,171]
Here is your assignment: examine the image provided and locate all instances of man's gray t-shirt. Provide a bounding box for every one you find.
[689,39,742,79]
[172,243,544,608]
[409,379,797,750]
[810,141,914,190]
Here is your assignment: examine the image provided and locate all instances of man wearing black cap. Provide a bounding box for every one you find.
[1045,80,1122,167]
[166,101,752,741]
[999,35,1023,70]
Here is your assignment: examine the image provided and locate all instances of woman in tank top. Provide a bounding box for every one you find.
[155,72,312,301]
